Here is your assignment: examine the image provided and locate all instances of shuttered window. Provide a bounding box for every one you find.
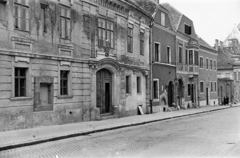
[14,0,30,32]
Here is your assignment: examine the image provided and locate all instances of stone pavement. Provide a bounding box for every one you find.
[0,104,239,151]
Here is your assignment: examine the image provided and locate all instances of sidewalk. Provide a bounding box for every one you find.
[0,104,239,151]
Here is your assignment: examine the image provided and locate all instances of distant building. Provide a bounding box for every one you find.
[223,24,240,54]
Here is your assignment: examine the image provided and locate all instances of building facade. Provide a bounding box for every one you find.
[198,38,218,106]
[151,4,176,112]
[0,0,152,131]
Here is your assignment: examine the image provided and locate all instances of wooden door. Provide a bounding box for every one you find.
[96,69,112,114]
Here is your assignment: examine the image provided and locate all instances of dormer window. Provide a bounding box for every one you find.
[184,24,191,35]
[160,12,165,26]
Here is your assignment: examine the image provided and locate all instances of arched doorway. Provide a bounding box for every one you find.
[178,79,184,107]
[168,81,174,107]
[96,69,112,114]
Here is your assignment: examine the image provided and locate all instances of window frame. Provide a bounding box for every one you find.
[60,70,69,95]
[214,60,217,70]
[41,3,48,34]
[126,75,131,94]
[98,18,114,49]
[178,45,182,63]
[14,67,27,97]
[154,42,161,62]
[189,50,193,65]
[188,83,191,96]
[210,59,213,70]
[153,79,159,101]
[136,76,141,94]
[206,58,209,69]
[184,23,191,35]
[160,12,165,26]
[167,46,171,64]
[214,81,217,92]
[140,32,144,56]
[14,0,30,32]
[185,49,188,64]
[199,56,204,68]
[211,81,213,92]
[60,5,71,40]
[127,26,133,53]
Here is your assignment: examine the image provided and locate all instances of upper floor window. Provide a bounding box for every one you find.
[167,46,171,64]
[189,50,193,65]
[234,72,237,80]
[185,49,188,64]
[127,27,133,53]
[14,0,30,32]
[178,46,182,63]
[211,82,213,92]
[184,24,191,35]
[194,50,198,65]
[60,5,71,40]
[155,43,160,62]
[238,72,240,81]
[206,58,209,69]
[41,3,48,34]
[98,18,114,48]
[210,59,213,70]
[199,57,203,68]
[161,12,165,26]
[140,32,144,56]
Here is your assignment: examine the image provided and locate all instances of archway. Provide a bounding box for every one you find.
[96,68,112,114]
[168,81,174,107]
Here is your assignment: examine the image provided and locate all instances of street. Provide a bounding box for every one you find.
[1,107,240,158]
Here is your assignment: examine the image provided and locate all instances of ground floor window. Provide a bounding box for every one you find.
[15,67,27,97]
[200,82,204,93]
[60,70,69,95]
[153,79,159,101]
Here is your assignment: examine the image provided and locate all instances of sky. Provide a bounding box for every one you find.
[159,0,240,46]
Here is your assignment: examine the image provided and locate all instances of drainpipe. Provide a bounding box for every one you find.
[149,19,154,114]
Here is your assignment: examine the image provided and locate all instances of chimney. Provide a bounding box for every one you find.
[215,39,219,51]
[220,41,223,49]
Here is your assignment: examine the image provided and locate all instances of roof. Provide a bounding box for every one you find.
[127,0,157,16]
[217,48,234,70]
[161,3,182,31]
[198,37,216,51]
[223,24,240,47]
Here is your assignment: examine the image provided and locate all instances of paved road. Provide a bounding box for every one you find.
[1,107,240,158]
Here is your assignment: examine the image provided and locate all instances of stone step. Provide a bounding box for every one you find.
[100,113,118,120]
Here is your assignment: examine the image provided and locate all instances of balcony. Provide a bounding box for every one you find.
[188,65,199,75]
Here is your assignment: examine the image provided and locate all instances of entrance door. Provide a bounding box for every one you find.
[168,81,174,107]
[96,69,112,114]
[206,87,209,105]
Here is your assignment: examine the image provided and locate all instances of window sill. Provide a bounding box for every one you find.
[10,97,32,101]
[57,95,73,99]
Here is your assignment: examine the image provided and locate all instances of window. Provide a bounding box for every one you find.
[140,32,144,56]
[214,60,216,70]
[234,72,237,80]
[211,82,213,92]
[188,84,191,96]
[238,72,240,81]
[137,76,141,93]
[167,46,171,64]
[14,0,30,31]
[15,68,27,97]
[153,79,159,100]
[161,12,165,26]
[60,5,71,40]
[200,82,204,93]
[127,27,133,53]
[199,57,203,68]
[206,58,209,69]
[210,59,212,70]
[189,50,193,65]
[214,82,217,92]
[185,49,188,64]
[126,75,131,94]
[98,19,114,48]
[184,24,191,35]
[155,43,160,62]
[179,46,182,63]
[41,3,48,33]
[60,70,69,95]
[194,50,198,65]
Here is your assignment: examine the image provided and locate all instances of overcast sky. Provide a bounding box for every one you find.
[160,0,240,46]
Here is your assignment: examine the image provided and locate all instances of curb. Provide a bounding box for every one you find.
[0,106,237,151]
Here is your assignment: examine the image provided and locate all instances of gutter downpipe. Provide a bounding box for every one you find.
[149,19,154,114]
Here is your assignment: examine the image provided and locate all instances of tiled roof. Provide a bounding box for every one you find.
[161,3,182,31]
[217,48,234,69]
[198,37,215,51]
